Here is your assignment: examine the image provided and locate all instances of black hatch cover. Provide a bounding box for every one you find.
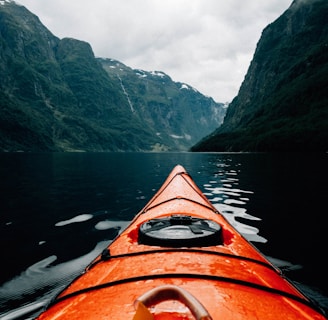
[138,215,222,247]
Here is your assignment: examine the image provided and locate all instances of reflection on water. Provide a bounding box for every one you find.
[1,208,130,319]
[55,213,93,226]
[214,203,267,243]
[0,237,123,320]
[202,162,267,243]
[0,152,327,318]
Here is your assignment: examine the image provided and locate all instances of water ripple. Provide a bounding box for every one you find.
[55,213,93,226]
[204,184,267,244]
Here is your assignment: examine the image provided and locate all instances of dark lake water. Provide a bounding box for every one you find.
[0,152,327,319]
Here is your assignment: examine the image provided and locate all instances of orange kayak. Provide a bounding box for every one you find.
[36,165,327,319]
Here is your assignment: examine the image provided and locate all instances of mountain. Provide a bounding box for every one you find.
[99,58,227,151]
[0,0,226,152]
[191,0,328,152]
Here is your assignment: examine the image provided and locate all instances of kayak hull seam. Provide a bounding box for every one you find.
[88,247,279,273]
[48,272,322,313]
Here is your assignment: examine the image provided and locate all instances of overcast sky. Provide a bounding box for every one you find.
[16,0,292,102]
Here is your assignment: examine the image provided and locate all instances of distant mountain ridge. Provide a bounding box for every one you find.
[0,0,226,152]
[191,0,328,152]
[99,58,227,151]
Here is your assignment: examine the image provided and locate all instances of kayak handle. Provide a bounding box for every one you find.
[134,285,213,320]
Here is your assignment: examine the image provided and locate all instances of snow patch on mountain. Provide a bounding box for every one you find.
[0,0,14,5]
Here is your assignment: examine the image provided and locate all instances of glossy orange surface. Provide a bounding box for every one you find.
[36,165,327,319]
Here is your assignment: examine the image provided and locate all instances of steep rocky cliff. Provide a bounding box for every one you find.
[192,0,328,152]
[100,58,226,151]
[0,1,226,152]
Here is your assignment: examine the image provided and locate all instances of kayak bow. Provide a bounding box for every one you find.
[36,165,327,319]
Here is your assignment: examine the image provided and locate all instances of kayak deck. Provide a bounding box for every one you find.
[36,165,327,319]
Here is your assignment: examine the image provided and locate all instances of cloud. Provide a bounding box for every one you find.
[16,0,292,102]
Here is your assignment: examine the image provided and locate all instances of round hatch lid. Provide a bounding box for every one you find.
[138,215,222,247]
